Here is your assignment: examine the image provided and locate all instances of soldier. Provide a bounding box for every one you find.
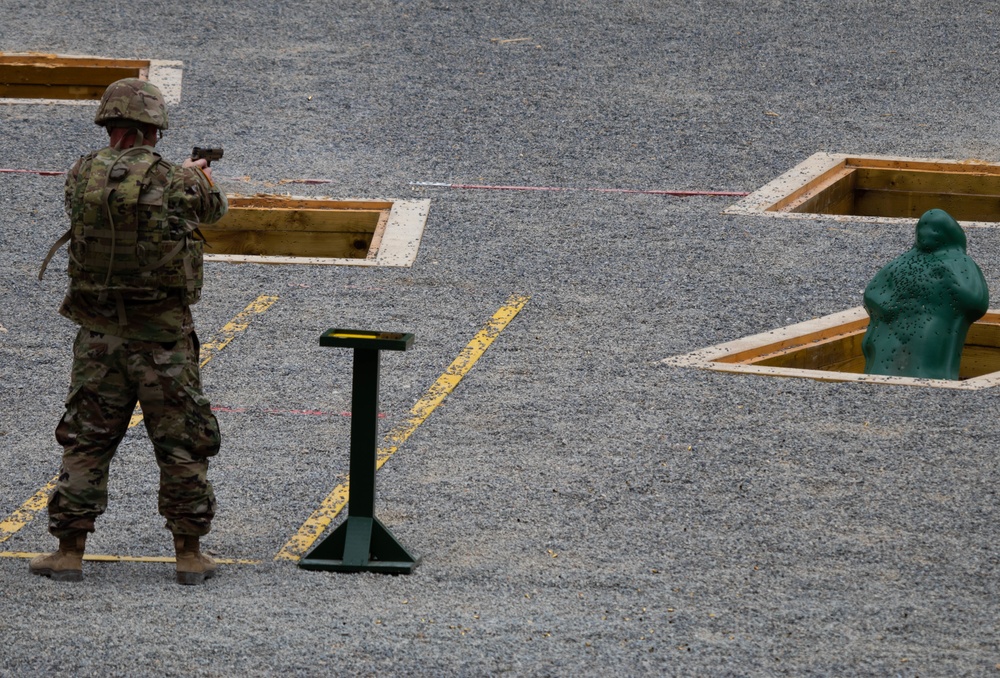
[33,78,228,584]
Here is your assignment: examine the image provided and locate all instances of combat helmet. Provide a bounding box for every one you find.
[94,78,169,130]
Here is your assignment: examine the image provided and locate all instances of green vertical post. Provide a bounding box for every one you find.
[298,329,418,574]
[348,347,379,519]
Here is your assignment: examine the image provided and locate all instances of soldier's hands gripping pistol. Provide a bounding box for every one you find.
[191,147,224,167]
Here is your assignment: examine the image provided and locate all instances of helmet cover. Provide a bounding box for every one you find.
[94,78,169,130]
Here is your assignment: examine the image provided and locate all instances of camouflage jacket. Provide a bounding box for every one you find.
[58,147,227,342]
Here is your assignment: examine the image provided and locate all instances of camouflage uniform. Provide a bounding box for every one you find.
[49,133,227,539]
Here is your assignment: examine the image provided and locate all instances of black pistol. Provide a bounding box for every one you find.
[191,147,224,167]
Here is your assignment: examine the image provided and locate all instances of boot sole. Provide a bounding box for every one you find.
[30,568,83,582]
[176,570,216,585]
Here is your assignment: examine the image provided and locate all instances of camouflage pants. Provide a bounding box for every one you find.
[48,327,220,538]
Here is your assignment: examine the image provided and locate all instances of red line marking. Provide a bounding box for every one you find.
[0,168,65,176]
[411,181,749,197]
[1,171,749,198]
[449,183,749,197]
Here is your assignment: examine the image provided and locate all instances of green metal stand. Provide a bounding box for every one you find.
[299,329,418,574]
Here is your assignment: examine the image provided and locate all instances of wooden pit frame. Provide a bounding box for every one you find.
[203,195,430,267]
[664,307,1000,390]
[0,52,182,104]
[725,153,1000,228]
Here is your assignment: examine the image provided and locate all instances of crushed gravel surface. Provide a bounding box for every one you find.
[1,1,999,675]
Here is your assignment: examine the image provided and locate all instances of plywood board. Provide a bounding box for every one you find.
[208,208,384,234]
[664,307,1000,390]
[724,152,1000,230]
[203,228,370,259]
[0,54,182,105]
[852,189,1000,222]
[753,332,866,371]
[855,168,1000,195]
[204,196,429,267]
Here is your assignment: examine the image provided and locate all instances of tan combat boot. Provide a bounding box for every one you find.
[29,533,87,582]
[173,534,217,585]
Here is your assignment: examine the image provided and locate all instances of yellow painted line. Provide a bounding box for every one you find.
[127,295,278,428]
[0,551,259,565]
[332,332,379,339]
[275,293,530,561]
[199,295,279,369]
[0,479,57,544]
[0,295,279,547]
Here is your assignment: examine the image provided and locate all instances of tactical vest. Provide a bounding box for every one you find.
[40,146,203,309]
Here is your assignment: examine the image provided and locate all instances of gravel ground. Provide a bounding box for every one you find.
[1,1,999,675]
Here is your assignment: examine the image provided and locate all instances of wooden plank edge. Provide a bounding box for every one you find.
[690,362,990,390]
[204,253,375,266]
[846,156,1000,175]
[0,54,150,68]
[665,307,870,365]
[366,209,391,260]
[771,163,854,213]
[723,152,846,215]
[735,326,868,365]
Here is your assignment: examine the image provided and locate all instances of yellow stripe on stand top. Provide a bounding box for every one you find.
[275,293,530,561]
[0,294,280,546]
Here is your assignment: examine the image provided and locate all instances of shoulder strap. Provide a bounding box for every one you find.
[38,229,72,280]
[139,237,186,272]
